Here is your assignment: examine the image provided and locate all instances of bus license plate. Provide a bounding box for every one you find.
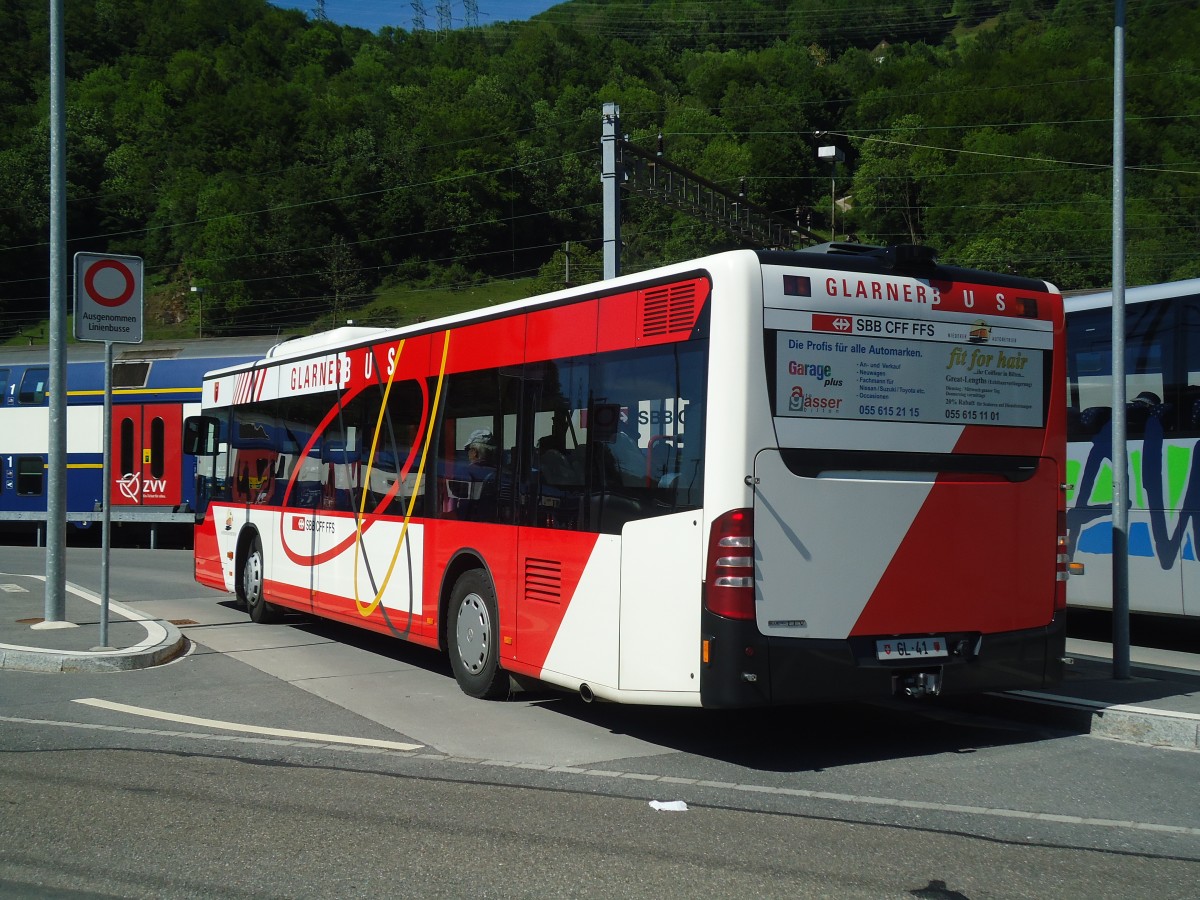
[875,637,947,660]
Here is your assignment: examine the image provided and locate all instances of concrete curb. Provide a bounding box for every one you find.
[0,620,186,673]
[0,578,187,674]
[0,617,185,673]
[1004,690,1200,751]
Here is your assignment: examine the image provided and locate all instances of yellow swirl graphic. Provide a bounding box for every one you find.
[353,332,450,617]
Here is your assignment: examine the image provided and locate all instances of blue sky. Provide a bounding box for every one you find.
[273,1,562,32]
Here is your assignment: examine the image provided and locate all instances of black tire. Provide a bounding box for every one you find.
[240,534,280,624]
[447,569,508,699]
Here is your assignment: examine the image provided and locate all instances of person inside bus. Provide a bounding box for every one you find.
[456,428,498,521]
[608,413,646,486]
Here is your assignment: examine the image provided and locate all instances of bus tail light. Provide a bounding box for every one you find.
[705,508,756,620]
[1055,510,1069,609]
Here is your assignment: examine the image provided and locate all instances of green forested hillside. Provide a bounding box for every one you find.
[0,0,1196,340]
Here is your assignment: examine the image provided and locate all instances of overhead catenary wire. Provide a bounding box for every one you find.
[1,1,1195,324]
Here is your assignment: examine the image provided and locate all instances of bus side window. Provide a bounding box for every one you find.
[439,369,515,524]
[189,416,229,504]
[582,343,707,532]
[1124,300,1172,437]
[1182,299,1200,434]
[271,458,294,508]
[230,450,275,504]
[234,456,251,502]
[322,441,360,512]
[528,360,589,530]
[370,380,427,517]
[1068,302,1174,439]
[287,455,322,508]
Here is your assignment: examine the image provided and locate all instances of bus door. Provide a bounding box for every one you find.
[111,403,183,506]
[312,437,362,617]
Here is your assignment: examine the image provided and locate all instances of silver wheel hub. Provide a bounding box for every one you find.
[456,592,490,675]
[244,552,263,604]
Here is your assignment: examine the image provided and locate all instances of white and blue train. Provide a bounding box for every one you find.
[0,337,280,544]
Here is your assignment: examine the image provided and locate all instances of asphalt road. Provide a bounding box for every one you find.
[1,546,1197,897]
[2,735,1197,899]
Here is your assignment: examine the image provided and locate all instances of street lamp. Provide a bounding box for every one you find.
[190,285,204,338]
[817,144,845,238]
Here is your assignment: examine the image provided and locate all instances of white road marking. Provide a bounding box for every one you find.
[71,698,423,751]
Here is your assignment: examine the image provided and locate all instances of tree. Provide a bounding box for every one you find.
[320,235,368,326]
[848,114,946,245]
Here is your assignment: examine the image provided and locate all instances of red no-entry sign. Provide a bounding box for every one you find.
[74,252,144,344]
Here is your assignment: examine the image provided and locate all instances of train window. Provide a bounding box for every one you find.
[112,362,151,389]
[150,417,165,478]
[16,457,44,496]
[18,367,48,405]
[120,418,135,476]
[0,369,9,403]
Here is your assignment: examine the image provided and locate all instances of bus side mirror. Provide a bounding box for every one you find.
[183,416,219,455]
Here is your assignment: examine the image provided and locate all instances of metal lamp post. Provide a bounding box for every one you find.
[190,285,204,338]
[817,145,845,239]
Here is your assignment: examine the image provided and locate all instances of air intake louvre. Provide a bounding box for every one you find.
[525,557,562,605]
[640,282,697,338]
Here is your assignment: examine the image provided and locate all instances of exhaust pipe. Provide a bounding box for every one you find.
[579,683,595,703]
[896,671,942,699]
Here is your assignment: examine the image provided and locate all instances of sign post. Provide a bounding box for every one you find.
[73,252,143,648]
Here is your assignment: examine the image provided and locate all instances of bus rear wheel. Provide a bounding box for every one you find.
[240,534,280,624]
[448,569,508,700]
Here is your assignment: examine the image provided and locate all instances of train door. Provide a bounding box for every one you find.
[111,403,183,506]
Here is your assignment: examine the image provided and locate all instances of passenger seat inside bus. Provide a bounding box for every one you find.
[1127,391,1167,432]
[1076,393,1171,437]
[537,438,582,487]
[1078,405,1112,435]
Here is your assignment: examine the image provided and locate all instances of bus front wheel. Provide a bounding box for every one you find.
[240,534,281,624]
[448,569,508,700]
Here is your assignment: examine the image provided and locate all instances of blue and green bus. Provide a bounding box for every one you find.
[1066,277,1200,619]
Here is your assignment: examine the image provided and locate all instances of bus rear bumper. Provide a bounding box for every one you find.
[700,610,1066,708]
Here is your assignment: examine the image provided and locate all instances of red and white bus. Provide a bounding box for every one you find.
[185,245,1067,707]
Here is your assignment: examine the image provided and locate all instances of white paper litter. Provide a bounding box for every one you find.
[649,800,688,812]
